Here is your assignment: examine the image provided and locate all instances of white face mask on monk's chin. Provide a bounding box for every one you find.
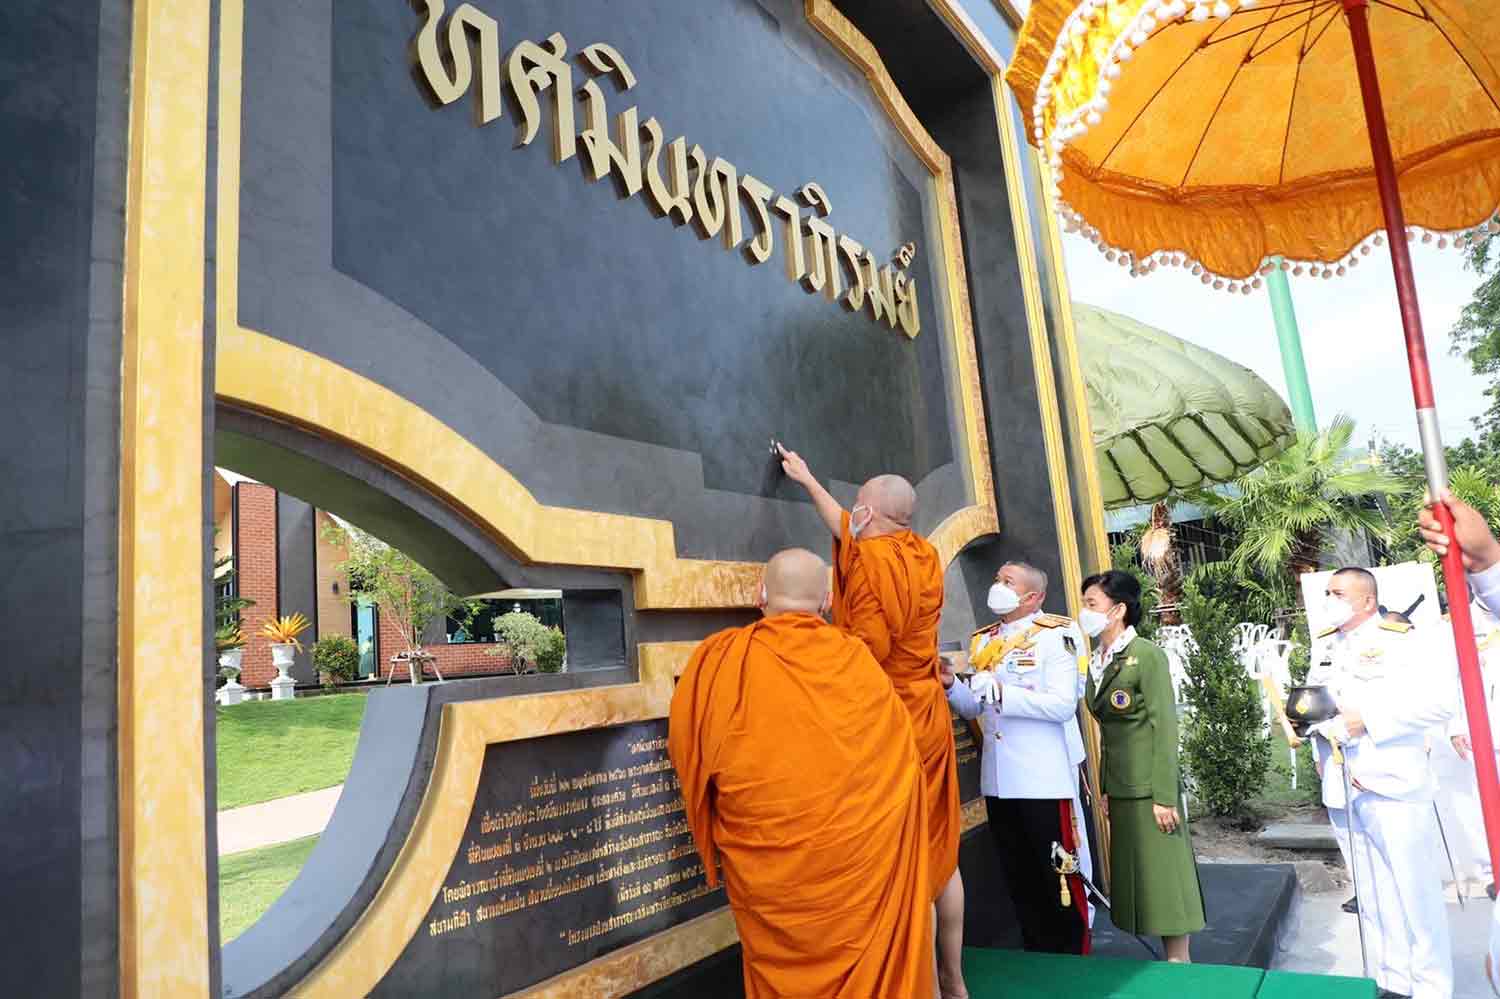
[849,504,873,538]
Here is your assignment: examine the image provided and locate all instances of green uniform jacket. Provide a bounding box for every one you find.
[1086,636,1179,808]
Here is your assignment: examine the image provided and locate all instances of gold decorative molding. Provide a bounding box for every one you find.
[119,0,213,995]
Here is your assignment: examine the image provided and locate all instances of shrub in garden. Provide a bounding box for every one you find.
[312,634,360,687]
[493,612,567,674]
[1179,583,1272,817]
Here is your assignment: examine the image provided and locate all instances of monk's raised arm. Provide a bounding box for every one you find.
[778,444,843,537]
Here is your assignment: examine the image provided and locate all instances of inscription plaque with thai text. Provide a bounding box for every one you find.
[371,719,724,997]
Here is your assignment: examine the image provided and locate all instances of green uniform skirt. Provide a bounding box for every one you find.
[1107,796,1206,937]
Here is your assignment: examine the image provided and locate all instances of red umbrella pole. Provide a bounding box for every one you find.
[1343,0,1500,878]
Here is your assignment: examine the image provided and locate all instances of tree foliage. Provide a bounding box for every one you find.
[1449,232,1500,430]
[1109,526,1160,639]
[1178,581,1272,817]
[322,521,475,658]
[1191,416,1406,589]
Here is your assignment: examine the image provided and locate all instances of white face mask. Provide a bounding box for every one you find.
[987,583,1021,616]
[1325,595,1356,629]
[1079,607,1112,638]
[849,504,872,538]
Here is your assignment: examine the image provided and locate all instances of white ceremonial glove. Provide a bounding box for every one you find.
[969,671,1001,706]
[1310,716,1352,745]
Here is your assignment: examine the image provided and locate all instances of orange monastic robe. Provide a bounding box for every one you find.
[832,509,959,898]
[669,613,934,999]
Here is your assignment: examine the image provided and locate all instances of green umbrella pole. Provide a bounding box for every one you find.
[1266,258,1317,434]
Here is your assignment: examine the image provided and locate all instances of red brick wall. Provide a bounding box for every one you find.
[234,483,280,689]
[376,609,518,680]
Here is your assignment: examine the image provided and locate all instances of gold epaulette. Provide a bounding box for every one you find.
[970,620,1002,639]
[1379,619,1413,633]
[1035,614,1072,629]
[1315,625,1339,639]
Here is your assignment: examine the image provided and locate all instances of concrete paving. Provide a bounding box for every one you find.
[1257,822,1341,851]
[1275,885,1497,997]
[217,784,343,856]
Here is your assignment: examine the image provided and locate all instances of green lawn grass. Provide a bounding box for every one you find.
[219,836,319,943]
[1255,725,1322,813]
[215,694,367,810]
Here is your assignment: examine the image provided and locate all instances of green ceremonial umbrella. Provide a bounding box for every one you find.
[1076,303,1295,509]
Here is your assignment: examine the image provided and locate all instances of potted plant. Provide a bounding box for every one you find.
[215,622,248,705]
[261,612,311,699]
[311,634,360,690]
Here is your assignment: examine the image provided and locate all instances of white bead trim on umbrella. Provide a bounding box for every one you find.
[1031,0,1500,289]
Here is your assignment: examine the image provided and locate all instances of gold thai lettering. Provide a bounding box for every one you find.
[739,174,775,265]
[413,0,502,124]
[862,249,895,328]
[772,195,806,284]
[893,271,920,338]
[641,119,693,226]
[837,235,866,311]
[688,148,743,250]
[412,3,921,336]
[578,43,642,196]
[798,183,840,299]
[506,33,575,162]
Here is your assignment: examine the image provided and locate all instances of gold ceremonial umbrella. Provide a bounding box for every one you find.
[1006,0,1500,881]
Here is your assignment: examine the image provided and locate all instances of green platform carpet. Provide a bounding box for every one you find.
[962,949,1375,999]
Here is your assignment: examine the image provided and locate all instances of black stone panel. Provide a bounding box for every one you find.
[234,0,971,563]
[276,493,319,683]
[0,2,128,995]
[931,85,1068,598]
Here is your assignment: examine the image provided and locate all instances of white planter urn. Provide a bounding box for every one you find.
[216,648,246,705]
[218,679,245,706]
[269,643,298,701]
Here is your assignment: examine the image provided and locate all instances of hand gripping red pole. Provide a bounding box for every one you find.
[1343,0,1500,880]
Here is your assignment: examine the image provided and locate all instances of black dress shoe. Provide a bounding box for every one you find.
[1342,895,1359,914]
[1377,990,1410,998]
[1488,882,1497,901]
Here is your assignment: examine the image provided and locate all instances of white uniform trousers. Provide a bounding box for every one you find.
[1328,806,1354,890]
[1349,792,1453,999]
[1432,745,1494,883]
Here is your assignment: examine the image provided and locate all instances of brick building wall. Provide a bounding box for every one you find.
[375,609,517,681]
[234,483,281,688]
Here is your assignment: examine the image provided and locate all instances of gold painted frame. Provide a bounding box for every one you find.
[119,0,213,995]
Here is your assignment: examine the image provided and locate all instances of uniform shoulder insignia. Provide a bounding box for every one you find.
[970,620,1001,638]
[1315,625,1339,639]
[1035,614,1072,629]
[1379,619,1413,633]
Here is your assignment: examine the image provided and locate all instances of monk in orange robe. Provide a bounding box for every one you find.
[669,548,934,999]
[779,446,967,999]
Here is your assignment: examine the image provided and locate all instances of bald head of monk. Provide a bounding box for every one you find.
[760,548,832,618]
[851,474,916,538]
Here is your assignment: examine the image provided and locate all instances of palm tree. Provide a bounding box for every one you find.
[1139,500,1185,625]
[1192,416,1407,594]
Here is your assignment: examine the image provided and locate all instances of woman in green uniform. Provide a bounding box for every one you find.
[1080,570,1204,962]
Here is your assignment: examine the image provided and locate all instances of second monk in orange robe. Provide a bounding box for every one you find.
[779,446,967,999]
[669,548,935,999]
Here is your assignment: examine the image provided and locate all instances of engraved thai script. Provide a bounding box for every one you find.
[411,0,921,338]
